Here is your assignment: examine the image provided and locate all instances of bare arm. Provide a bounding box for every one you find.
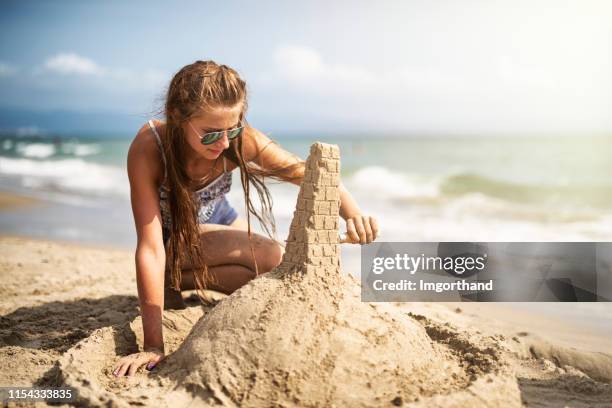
[127,128,167,352]
[241,126,306,186]
[127,130,166,351]
[242,127,378,244]
[114,126,167,377]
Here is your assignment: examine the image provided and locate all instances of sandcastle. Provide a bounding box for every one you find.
[60,142,524,407]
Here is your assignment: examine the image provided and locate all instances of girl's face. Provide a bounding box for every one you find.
[182,103,243,161]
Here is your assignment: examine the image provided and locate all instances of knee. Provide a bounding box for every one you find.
[258,239,284,272]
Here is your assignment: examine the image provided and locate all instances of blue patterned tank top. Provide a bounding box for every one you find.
[148,120,233,231]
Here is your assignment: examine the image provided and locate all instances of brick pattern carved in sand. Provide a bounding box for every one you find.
[280,142,342,276]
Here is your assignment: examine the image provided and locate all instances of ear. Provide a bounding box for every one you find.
[170,108,184,122]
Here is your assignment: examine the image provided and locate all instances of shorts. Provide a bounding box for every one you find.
[163,196,238,246]
[207,195,239,225]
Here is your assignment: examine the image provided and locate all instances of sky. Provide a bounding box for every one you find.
[0,0,611,135]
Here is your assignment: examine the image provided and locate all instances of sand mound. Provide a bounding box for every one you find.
[160,273,520,407]
[159,143,519,406]
[58,143,611,407]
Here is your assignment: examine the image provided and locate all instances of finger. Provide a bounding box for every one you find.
[346,218,359,243]
[362,215,374,243]
[353,217,367,245]
[127,359,145,377]
[370,217,379,240]
[115,361,129,377]
[146,354,163,370]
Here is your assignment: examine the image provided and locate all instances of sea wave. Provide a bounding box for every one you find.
[341,166,612,242]
[346,166,611,210]
[62,142,102,157]
[349,166,441,200]
[2,138,103,159]
[0,157,128,199]
[440,172,612,209]
[16,142,56,159]
[1,157,610,242]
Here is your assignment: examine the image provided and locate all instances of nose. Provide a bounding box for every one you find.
[213,131,230,150]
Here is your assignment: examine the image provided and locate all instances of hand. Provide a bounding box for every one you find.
[345,214,379,245]
[113,348,164,377]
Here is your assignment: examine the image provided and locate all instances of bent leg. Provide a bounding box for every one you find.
[179,224,284,294]
[180,264,255,294]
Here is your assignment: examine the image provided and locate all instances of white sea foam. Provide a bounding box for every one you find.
[1,156,609,243]
[74,144,101,156]
[349,165,440,201]
[16,142,56,158]
[342,168,612,243]
[0,157,128,199]
[60,142,102,157]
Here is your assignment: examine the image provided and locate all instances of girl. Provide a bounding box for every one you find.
[113,60,378,377]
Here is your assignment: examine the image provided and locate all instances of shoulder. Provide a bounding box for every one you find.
[127,121,165,185]
[130,120,163,152]
[129,120,167,159]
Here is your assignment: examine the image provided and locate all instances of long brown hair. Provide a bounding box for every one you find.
[161,60,303,299]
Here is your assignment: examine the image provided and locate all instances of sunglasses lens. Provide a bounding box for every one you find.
[201,132,221,145]
[228,128,243,139]
[200,127,243,145]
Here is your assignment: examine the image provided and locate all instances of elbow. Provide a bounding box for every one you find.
[135,244,166,272]
[136,244,165,259]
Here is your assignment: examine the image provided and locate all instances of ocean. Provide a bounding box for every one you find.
[1,131,611,335]
[1,132,611,247]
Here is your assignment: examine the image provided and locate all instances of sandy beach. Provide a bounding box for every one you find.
[1,233,611,406]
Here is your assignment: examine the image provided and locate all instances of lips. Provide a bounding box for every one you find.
[209,149,222,155]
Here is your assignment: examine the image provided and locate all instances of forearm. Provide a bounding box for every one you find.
[338,183,378,244]
[135,247,166,351]
[339,182,361,220]
[286,160,306,186]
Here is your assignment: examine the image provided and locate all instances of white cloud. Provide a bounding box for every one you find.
[261,41,612,133]
[269,44,464,98]
[274,46,324,78]
[272,45,378,91]
[44,52,106,76]
[271,45,556,99]
[37,52,167,91]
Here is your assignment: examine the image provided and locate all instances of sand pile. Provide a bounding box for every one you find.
[57,143,611,407]
[151,143,519,407]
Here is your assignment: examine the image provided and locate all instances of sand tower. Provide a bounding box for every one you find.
[274,142,343,287]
